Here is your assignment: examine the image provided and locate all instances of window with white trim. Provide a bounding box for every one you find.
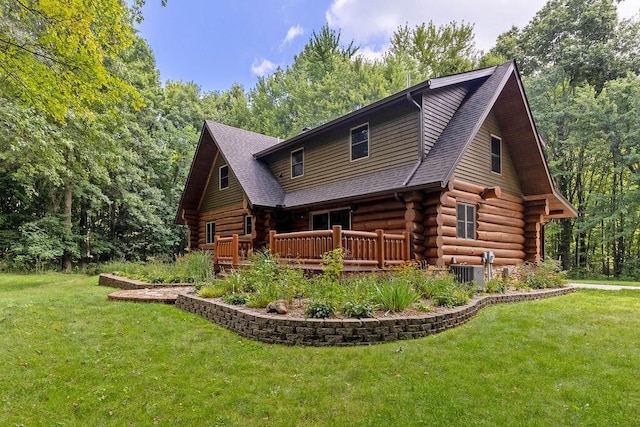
[457,203,475,239]
[219,165,229,189]
[291,148,304,178]
[311,208,351,230]
[244,215,253,236]
[491,135,502,174]
[350,124,369,161]
[206,221,216,244]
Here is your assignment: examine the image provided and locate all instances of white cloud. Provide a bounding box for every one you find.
[354,45,387,63]
[325,0,586,53]
[281,24,304,47]
[251,58,277,76]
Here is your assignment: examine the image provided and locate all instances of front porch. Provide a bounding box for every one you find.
[213,225,411,270]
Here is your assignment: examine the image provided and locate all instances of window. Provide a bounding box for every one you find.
[244,215,253,236]
[206,221,216,244]
[311,208,351,230]
[491,135,502,174]
[350,124,369,161]
[291,148,304,178]
[457,203,475,239]
[219,165,229,189]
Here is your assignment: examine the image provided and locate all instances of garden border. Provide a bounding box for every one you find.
[98,273,193,290]
[175,287,576,346]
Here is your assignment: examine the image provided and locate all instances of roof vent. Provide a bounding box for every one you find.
[302,126,311,133]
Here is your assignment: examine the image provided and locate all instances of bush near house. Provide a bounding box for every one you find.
[194,250,567,318]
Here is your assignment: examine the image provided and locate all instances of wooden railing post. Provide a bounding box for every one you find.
[213,235,220,265]
[402,231,411,262]
[231,234,239,267]
[269,230,276,255]
[332,225,342,250]
[375,229,385,269]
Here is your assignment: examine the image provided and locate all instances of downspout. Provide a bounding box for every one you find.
[402,91,425,186]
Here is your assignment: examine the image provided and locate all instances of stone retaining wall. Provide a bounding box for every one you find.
[98,273,192,290]
[176,287,575,346]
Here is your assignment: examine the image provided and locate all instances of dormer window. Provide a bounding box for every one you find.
[491,135,502,174]
[291,148,304,178]
[350,124,369,161]
[219,164,229,189]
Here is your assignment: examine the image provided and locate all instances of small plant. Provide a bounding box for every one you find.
[413,300,432,313]
[432,282,475,308]
[519,259,567,289]
[374,278,420,312]
[197,284,226,298]
[484,277,508,294]
[223,293,249,305]
[320,248,345,282]
[341,300,374,318]
[305,300,335,318]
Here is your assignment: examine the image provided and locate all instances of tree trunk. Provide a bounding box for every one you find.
[62,175,73,272]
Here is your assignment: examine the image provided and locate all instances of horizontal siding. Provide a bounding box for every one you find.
[200,152,244,211]
[455,111,522,196]
[268,103,419,192]
[423,86,469,156]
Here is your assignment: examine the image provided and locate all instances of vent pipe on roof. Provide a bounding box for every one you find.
[302,126,311,133]
[402,91,425,186]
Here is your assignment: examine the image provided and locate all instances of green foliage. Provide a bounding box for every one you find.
[223,293,249,305]
[432,281,475,308]
[374,278,421,312]
[519,259,567,289]
[320,248,345,282]
[341,300,374,319]
[305,300,336,319]
[484,277,508,294]
[100,251,214,284]
[198,284,226,299]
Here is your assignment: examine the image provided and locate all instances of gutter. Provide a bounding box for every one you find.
[402,91,426,186]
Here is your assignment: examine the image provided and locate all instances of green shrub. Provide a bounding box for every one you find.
[320,248,345,282]
[413,300,432,313]
[341,300,374,318]
[484,277,508,294]
[198,284,226,298]
[432,282,475,308]
[416,273,458,299]
[223,293,249,305]
[374,278,420,312]
[305,301,335,318]
[520,259,567,289]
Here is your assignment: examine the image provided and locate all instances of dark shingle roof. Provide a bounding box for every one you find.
[204,121,285,207]
[407,61,514,187]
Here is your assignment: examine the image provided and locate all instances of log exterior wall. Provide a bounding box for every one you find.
[456,110,522,196]
[198,202,249,250]
[422,180,528,266]
[200,152,244,212]
[267,103,419,193]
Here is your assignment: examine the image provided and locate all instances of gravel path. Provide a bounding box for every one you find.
[569,283,640,291]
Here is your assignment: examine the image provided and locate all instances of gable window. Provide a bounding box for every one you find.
[311,208,351,230]
[291,148,304,178]
[219,165,229,189]
[206,221,216,244]
[491,135,502,174]
[350,124,369,161]
[244,215,253,236]
[457,203,475,239]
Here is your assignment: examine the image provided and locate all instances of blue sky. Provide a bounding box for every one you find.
[136,0,640,93]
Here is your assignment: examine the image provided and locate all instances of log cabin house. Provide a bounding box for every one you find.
[176,61,577,269]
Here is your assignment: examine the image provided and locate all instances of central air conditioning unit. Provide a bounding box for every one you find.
[450,265,485,289]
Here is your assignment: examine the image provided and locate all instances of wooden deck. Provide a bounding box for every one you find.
[214,225,411,271]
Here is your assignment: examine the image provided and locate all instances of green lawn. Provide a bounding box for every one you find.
[1,273,640,426]
[571,278,640,287]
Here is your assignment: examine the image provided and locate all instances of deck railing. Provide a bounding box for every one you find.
[269,225,410,268]
[214,226,410,269]
[213,235,253,266]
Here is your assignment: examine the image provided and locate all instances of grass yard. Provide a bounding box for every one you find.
[1,274,640,426]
